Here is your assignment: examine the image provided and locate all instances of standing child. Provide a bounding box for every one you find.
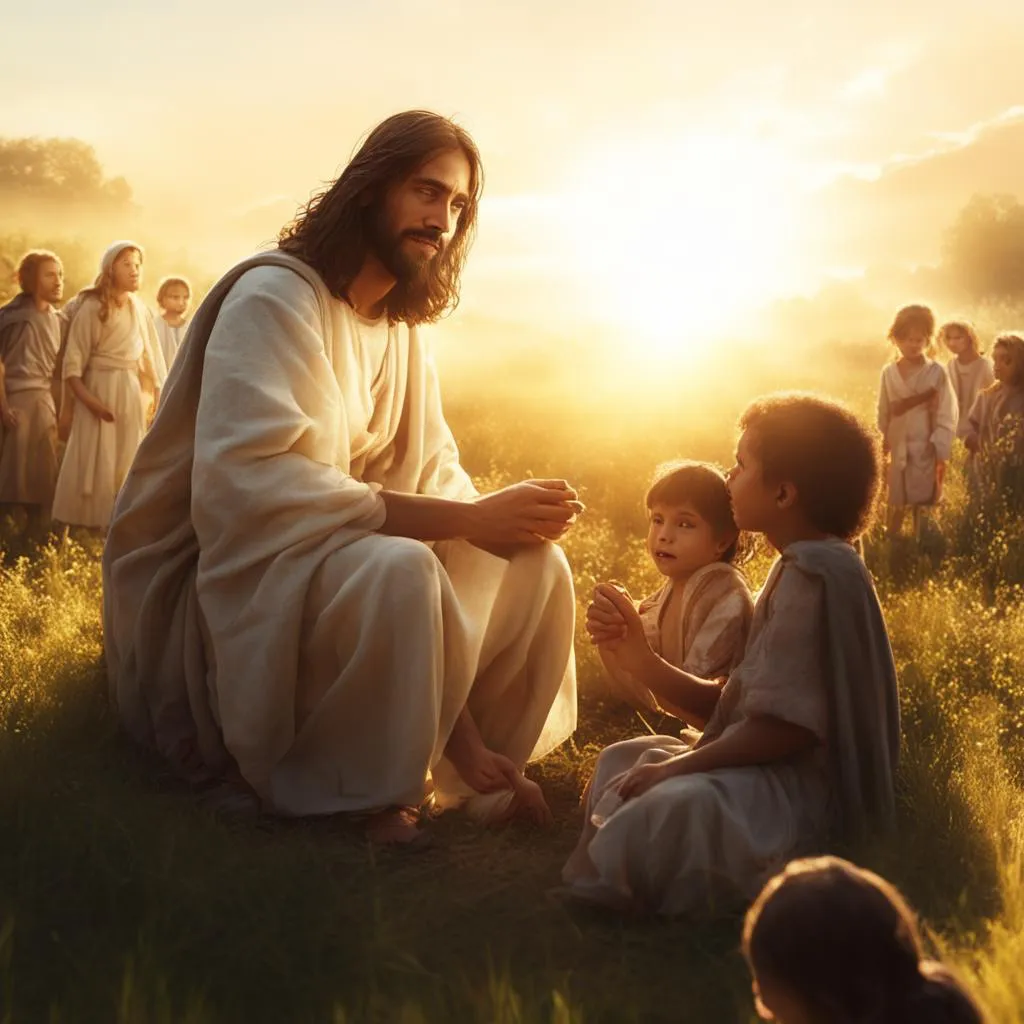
[939,321,994,441]
[52,241,168,531]
[743,856,988,1024]
[0,251,64,534]
[964,332,1024,506]
[877,305,958,537]
[596,461,752,719]
[154,276,192,369]
[563,395,900,915]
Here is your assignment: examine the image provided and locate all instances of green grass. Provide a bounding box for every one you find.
[2,385,1024,1023]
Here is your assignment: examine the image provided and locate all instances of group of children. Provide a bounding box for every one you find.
[879,304,1024,537]
[564,383,997,1019]
[0,242,193,534]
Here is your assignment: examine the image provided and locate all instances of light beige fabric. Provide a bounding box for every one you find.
[947,356,995,439]
[154,315,190,370]
[608,562,753,713]
[0,296,60,505]
[878,359,958,507]
[967,384,1024,488]
[103,252,577,817]
[563,539,899,916]
[52,295,165,528]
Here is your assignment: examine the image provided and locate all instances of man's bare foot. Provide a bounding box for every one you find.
[366,806,428,846]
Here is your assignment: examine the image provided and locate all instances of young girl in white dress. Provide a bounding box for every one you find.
[596,460,752,717]
[52,241,168,530]
[563,395,901,916]
[877,305,958,537]
[939,320,994,441]
[153,276,192,370]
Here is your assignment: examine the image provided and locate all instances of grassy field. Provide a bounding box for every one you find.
[2,366,1024,1023]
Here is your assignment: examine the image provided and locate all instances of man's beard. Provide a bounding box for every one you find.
[369,215,444,284]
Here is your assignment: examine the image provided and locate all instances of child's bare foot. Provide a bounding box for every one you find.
[366,805,428,846]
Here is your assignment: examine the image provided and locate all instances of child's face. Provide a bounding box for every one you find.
[726,429,780,535]
[993,344,1015,383]
[646,502,730,581]
[943,327,970,356]
[161,284,191,317]
[894,327,929,361]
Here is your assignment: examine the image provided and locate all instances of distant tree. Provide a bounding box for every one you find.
[0,137,132,205]
[942,194,1024,305]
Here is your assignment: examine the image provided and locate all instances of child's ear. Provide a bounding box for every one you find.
[775,481,799,510]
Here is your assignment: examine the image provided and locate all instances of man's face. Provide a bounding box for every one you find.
[34,259,64,304]
[370,148,472,282]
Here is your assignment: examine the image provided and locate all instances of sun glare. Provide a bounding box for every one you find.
[558,135,802,360]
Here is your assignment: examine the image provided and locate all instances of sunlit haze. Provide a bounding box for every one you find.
[3,0,1024,369]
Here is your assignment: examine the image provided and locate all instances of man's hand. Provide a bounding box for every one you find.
[89,402,116,423]
[471,479,584,546]
[451,746,522,795]
[0,406,19,430]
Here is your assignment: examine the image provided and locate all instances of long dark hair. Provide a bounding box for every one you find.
[278,110,483,325]
[743,856,988,1024]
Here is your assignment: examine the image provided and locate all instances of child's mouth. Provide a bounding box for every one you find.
[655,552,676,561]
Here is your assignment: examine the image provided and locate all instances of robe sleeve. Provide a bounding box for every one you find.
[192,269,386,568]
[415,342,477,500]
[876,368,892,438]
[681,582,753,680]
[61,299,99,379]
[738,565,828,742]
[138,301,168,388]
[930,366,958,461]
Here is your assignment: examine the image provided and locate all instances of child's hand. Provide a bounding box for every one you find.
[617,761,671,801]
[965,433,980,454]
[586,582,631,645]
[592,583,656,677]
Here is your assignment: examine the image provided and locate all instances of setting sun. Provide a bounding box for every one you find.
[557,134,802,354]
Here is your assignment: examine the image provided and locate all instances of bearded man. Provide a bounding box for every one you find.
[103,111,581,843]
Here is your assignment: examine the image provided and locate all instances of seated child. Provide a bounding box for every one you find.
[877,304,958,538]
[562,394,901,916]
[743,856,988,1024]
[965,332,1024,505]
[153,276,192,370]
[598,461,753,717]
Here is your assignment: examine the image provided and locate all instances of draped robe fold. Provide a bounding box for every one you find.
[103,252,577,816]
[0,295,61,506]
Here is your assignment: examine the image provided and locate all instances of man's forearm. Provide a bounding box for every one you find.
[378,490,477,542]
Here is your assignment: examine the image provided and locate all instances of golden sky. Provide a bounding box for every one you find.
[4,0,1024,342]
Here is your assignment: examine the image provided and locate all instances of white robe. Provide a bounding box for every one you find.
[0,296,61,506]
[877,359,958,507]
[154,315,189,369]
[52,294,167,528]
[102,252,577,817]
[563,539,900,916]
[947,355,995,439]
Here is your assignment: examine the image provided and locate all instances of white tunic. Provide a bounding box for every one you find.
[52,295,166,528]
[947,355,995,439]
[563,539,900,916]
[877,359,958,507]
[102,253,577,817]
[154,316,190,369]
